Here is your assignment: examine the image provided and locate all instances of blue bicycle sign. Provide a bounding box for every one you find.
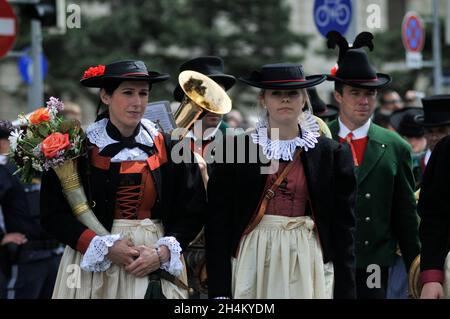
[313,0,352,38]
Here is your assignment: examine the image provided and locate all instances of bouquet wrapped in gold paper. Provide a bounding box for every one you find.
[10,97,108,235]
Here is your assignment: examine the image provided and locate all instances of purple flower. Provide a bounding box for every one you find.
[43,156,65,171]
[46,97,65,112]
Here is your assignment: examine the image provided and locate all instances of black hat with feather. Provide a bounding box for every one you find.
[326,31,391,89]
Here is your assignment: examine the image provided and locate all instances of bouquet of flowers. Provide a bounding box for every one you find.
[10,97,108,235]
[10,97,84,183]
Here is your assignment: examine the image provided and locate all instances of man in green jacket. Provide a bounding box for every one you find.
[325,31,420,298]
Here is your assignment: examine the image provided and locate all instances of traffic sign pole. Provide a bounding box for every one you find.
[29,19,44,112]
[346,0,358,43]
[432,0,442,94]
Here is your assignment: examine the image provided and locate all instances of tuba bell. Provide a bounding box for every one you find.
[173,70,232,139]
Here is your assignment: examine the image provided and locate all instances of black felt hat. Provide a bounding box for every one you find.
[390,107,425,137]
[173,56,236,102]
[307,87,339,119]
[239,63,326,90]
[414,95,450,127]
[80,60,169,88]
[0,120,13,139]
[326,31,391,89]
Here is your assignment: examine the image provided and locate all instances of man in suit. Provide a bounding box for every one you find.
[418,105,450,299]
[0,120,61,299]
[326,31,420,298]
[414,95,450,170]
[173,56,236,298]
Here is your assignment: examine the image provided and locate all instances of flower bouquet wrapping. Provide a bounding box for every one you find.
[10,97,108,235]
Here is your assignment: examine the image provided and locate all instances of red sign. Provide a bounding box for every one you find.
[402,12,425,53]
[0,0,17,58]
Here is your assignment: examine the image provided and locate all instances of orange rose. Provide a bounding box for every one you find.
[29,108,50,125]
[41,133,70,158]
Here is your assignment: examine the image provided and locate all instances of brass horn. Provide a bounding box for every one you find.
[408,255,422,298]
[174,70,232,138]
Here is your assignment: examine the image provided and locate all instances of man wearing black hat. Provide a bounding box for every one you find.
[0,120,61,299]
[415,95,450,298]
[414,95,450,170]
[326,31,420,299]
[173,56,236,298]
[173,56,236,161]
[418,135,450,298]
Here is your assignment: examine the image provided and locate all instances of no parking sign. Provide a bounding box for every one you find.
[402,12,425,69]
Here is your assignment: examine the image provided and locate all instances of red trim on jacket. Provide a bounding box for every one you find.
[146,133,167,170]
[90,132,168,172]
[420,269,445,285]
[91,147,111,170]
[76,229,97,254]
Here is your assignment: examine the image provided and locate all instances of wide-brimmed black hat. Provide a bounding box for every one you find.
[239,63,326,90]
[173,56,236,102]
[414,94,450,127]
[80,60,169,88]
[307,87,339,119]
[326,31,391,89]
[0,120,13,139]
[390,107,424,137]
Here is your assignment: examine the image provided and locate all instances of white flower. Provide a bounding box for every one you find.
[31,160,43,172]
[8,129,23,152]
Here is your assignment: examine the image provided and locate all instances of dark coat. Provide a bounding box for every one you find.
[419,135,450,271]
[205,132,357,299]
[329,120,420,270]
[0,163,52,241]
[40,132,207,251]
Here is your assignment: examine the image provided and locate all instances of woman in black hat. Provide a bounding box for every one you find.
[206,63,357,299]
[40,60,206,299]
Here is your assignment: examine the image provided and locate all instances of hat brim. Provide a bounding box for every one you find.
[239,74,326,90]
[413,114,450,127]
[80,72,170,88]
[173,74,236,102]
[390,107,422,131]
[316,105,339,119]
[326,73,392,89]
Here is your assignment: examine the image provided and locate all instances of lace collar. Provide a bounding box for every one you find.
[251,111,320,161]
[86,118,159,162]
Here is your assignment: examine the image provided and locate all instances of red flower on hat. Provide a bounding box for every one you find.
[330,64,338,76]
[82,64,105,79]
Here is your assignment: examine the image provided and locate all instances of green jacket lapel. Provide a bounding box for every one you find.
[328,120,340,142]
[356,123,386,184]
[328,120,387,184]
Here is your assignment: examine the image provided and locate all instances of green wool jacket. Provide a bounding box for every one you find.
[328,120,420,270]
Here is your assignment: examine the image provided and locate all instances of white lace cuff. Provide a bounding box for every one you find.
[80,234,122,272]
[155,236,183,277]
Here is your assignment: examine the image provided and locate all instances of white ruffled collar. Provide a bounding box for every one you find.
[86,118,159,162]
[251,111,320,161]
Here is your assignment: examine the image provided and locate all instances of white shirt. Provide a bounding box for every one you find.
[424,149,432,167]
[338,118,371,140]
